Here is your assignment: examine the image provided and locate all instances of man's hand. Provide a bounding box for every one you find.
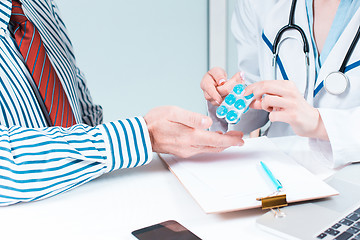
[144,106,244,158]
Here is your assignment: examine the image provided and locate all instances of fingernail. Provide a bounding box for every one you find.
[218,79,226,86]
[201,118,210,128]
[237,141,244,146]
[201,118,206,126]
[215,100,220,105]
[240,71,245,80]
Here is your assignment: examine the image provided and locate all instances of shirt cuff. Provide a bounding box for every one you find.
[98,117,153,173]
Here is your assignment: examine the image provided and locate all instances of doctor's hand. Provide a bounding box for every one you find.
[244,80,329,140]
[144,106,244,158]
[200,67,244,106]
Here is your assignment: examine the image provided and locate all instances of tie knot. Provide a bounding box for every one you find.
[10,0,27,24]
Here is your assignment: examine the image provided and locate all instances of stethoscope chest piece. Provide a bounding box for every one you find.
[324,71,349,95]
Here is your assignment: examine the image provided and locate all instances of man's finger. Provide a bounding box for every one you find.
[194,146,227,154]
[192,130,244,148]
[170,108,213,129]
[224,131,244,138]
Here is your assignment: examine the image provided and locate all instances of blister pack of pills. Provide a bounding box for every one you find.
[216,84,254,124]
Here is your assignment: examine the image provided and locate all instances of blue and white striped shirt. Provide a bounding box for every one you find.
[0,0,152,205]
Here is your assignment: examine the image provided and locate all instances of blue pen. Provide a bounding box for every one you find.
[260,161,283,191]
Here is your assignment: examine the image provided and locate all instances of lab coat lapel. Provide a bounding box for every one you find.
[315,6,360,95]
[263,0,316,102]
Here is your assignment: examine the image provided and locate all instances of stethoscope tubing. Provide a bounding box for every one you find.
[339,25,360,73]
[272,0,310,55]
[272,0,360,96]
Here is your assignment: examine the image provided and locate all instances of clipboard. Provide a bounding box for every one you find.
[159,137,338,214]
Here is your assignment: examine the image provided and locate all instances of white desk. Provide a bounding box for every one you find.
[0,137,337,240]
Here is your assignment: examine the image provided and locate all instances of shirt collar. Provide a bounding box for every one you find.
[0,0,12,30]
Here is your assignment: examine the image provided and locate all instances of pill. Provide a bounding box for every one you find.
[216,105,228,118]
[226,110,238,123]
[225,94,236,105]
[234,99,246,110]
[233,84,245,95]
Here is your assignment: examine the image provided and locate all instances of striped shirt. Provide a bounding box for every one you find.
[0,0,152,205]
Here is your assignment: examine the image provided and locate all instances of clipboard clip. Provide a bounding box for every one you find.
[256,192,288,218]
[257,161,288,217]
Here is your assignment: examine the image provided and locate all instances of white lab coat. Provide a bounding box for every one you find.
[208,0,360,168]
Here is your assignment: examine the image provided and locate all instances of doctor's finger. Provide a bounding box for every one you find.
[245,80,294,99]
[268,111,292,124]
[200,71,216,89]
[217,72,244,96]
[207,67,228,85]
[204,92,221,106]
[201,73,223,104]
[249,98,263,110]
[245,80,286,99]
[261,95,289,112]
[203,84,222,105]
[229,72,245,84]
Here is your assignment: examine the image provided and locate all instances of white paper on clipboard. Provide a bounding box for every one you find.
[159,137,338,214]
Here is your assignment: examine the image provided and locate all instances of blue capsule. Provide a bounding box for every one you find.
[226,110,239,123]
[216,105,228,118]
[225,94,236,105]
[234,99,246,110]
[233,84,245,95]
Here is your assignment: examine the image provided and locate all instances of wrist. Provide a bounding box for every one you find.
[310,109,329,140]
[143,115,155,151]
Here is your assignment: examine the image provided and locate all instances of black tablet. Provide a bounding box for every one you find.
[132,220,201,240]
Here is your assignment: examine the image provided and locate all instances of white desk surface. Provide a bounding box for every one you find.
[0,136,337,240]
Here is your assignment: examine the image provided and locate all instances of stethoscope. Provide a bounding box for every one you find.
[272,0,360,96]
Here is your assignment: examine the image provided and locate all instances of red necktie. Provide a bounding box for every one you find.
[10,1,76,127]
